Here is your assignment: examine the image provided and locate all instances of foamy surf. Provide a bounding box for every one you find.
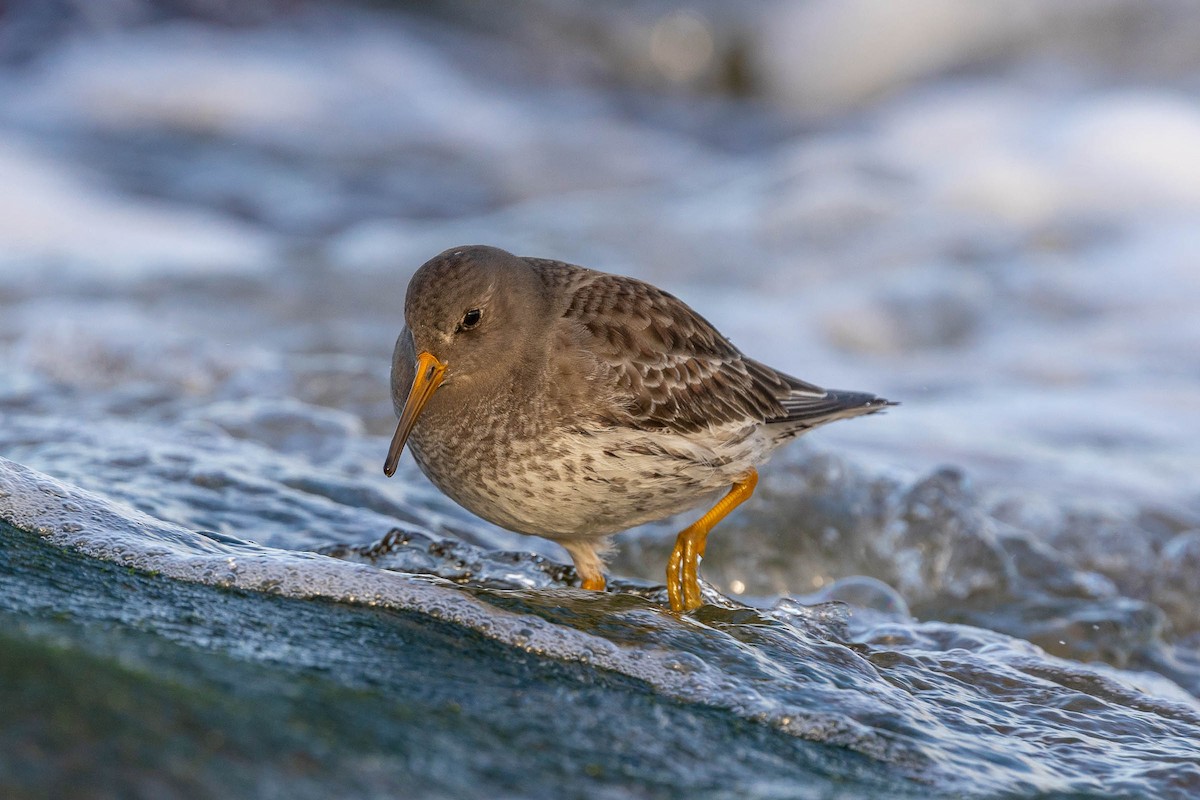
[4,455,1198,796]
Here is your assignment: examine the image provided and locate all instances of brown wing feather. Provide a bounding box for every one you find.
[529,258,810,433]
[528,257,895,433]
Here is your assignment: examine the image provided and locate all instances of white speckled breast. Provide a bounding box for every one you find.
[409,408,773,540]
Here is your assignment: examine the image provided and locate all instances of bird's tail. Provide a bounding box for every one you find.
[774,388,897,431]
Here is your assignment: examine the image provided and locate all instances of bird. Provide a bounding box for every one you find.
[383,245,894,612]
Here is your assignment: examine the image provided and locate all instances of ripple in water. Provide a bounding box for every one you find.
[3,456,1198,798]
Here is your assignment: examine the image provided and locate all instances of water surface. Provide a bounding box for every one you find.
[2,2,1199,797]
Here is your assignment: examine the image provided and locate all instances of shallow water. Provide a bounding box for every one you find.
[2,2,1200,798]
[3,517,926,800]
[5,458,1198,798]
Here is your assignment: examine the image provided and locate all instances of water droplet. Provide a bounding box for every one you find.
[662,653,705,674]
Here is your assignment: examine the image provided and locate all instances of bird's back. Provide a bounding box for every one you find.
[525,256,892,439]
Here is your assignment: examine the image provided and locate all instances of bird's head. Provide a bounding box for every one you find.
[384,245,549,477]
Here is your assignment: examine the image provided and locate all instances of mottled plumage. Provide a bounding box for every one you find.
[385,245,894,611]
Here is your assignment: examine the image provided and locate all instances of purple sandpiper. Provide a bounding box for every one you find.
[385,245,894,611]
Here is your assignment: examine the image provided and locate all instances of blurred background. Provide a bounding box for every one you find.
[5,0,1200,668]
[2,2,1200,796]
[2,0,1198,503]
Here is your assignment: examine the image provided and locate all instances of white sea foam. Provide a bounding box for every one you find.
[0,137,272,278]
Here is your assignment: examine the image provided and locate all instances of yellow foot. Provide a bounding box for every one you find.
[580,574,606,592]
[665,470,759,613]
[666,524,705,611]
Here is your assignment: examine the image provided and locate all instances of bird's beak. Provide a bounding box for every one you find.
[384,351,447,477]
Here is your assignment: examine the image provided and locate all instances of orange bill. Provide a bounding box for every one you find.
[383,351,447,477]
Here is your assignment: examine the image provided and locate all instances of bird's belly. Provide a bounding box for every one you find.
[410,425,764,540]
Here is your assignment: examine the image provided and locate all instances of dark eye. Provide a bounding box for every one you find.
[459,308,483,331]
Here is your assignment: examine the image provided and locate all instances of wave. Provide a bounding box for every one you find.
[4,455,1198,797]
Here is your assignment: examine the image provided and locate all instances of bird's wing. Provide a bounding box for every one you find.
[529,260,830,433]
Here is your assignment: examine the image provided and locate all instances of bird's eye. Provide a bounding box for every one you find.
[459,308,483,331]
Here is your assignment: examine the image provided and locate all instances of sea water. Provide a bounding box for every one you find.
[1,2,1199,797]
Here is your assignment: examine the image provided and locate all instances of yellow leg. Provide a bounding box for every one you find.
[666,469,758,612]
[581,575,606,591]
[563,540,607,593]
